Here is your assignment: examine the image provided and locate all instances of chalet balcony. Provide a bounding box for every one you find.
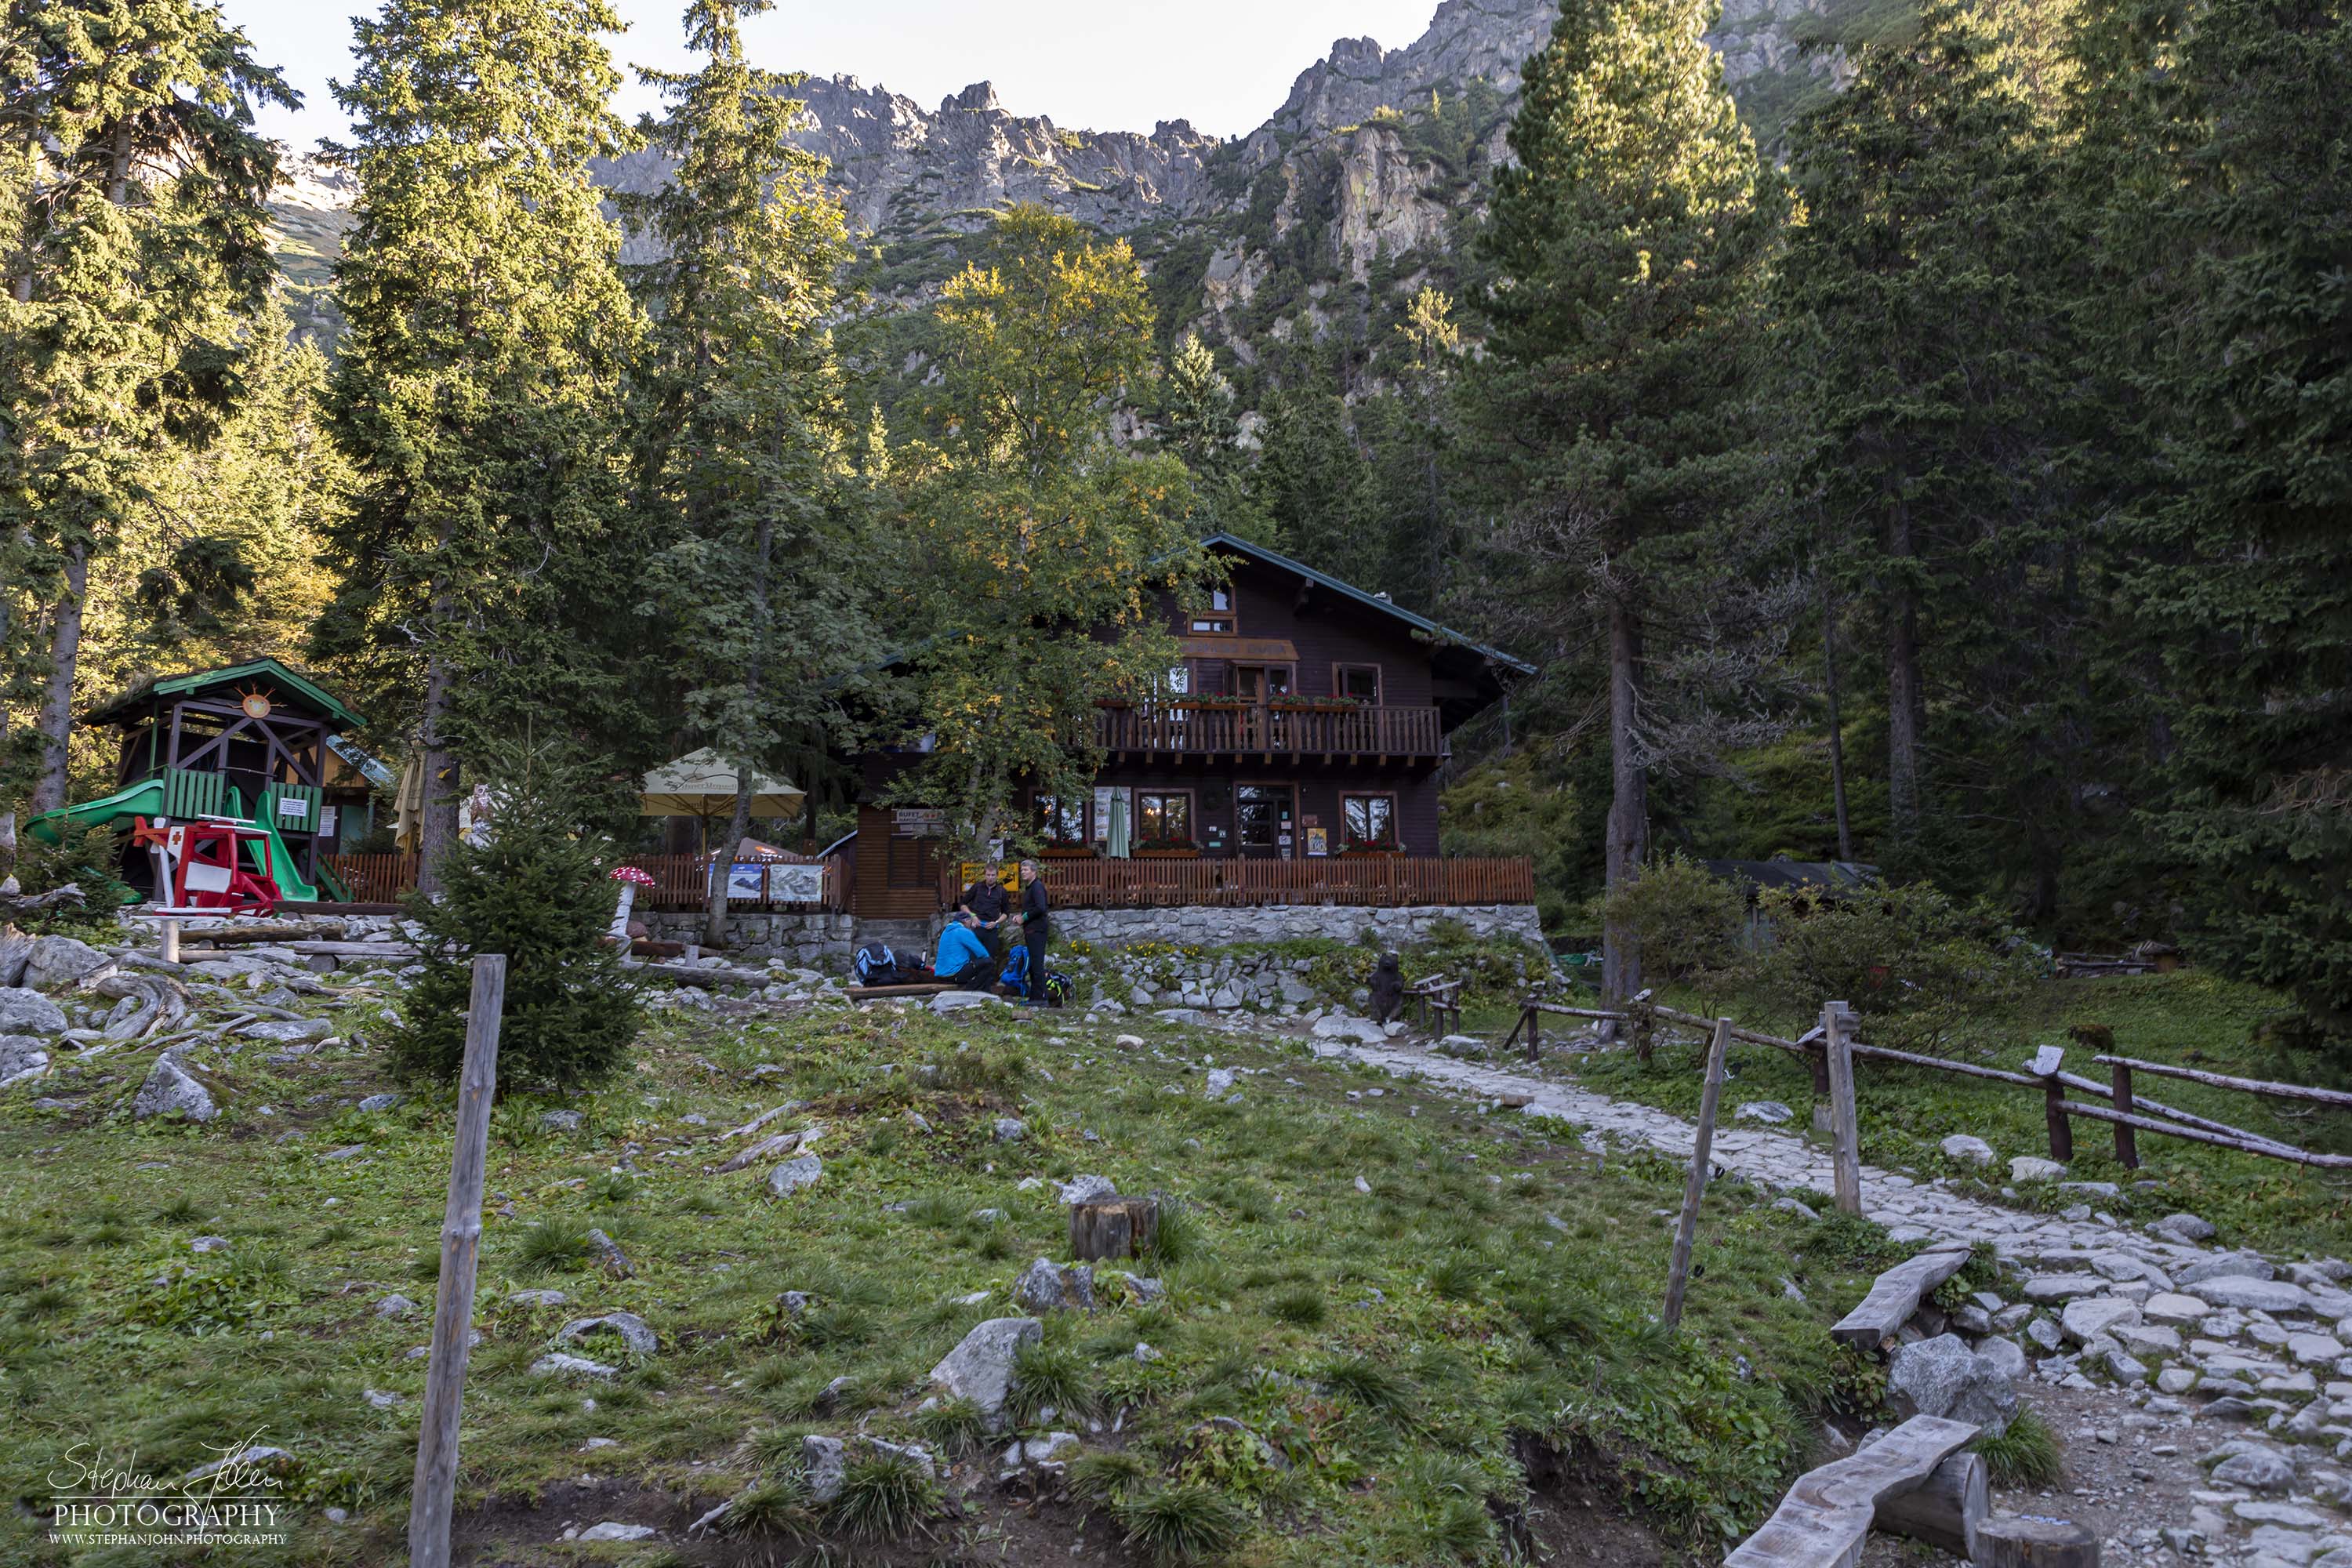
[1097,701,1446,761]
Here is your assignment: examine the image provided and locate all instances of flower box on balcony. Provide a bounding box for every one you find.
[1133,846,1201,860]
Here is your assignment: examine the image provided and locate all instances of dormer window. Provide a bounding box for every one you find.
[1189,587,1236,635]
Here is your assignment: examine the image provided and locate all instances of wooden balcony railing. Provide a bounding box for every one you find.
[1097,702,1445,759]
[321,851,844,913]
[942,855,1536,910]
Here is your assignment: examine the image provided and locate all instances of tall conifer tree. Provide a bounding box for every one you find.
[621,0,879,945]
[1461,0,1784,1007]
[318,0,647,894]
[0,0,292,817]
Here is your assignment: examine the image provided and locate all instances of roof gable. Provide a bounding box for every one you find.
[83,658,368,731]
[1202,533,1535,676]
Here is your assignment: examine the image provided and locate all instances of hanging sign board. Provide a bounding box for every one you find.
[892,808,947,837]
[769,862,826,902]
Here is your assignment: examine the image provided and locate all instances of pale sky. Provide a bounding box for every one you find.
[227,0,1449,154]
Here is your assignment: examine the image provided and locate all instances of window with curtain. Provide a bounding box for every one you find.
[1036,793,1089,847]
[1341,793,1399,850]
[1137,790,1193,848]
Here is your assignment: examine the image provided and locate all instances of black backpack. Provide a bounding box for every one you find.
[855,942,898,986]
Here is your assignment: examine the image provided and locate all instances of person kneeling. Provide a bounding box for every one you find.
[934,913,998,989]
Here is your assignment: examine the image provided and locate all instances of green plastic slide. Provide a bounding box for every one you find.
[25,776,327,905]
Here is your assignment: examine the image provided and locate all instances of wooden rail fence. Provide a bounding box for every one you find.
[325,851,844,913]
[1097,701,1445,759]
[1506,992,2352,1174]
[964,855,1537,910]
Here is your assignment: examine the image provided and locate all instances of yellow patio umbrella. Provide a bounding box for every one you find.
[638,748,805,855]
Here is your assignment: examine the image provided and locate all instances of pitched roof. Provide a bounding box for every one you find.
[82,657,368,731]
[1202,532,1537,676]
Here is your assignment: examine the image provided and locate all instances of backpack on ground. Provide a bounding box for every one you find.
[855,942,898,986]
[1043,971,1074,1008]
[997,946,1029,993]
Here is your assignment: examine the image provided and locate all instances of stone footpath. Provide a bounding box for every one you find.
[1298,1028,2352,1568]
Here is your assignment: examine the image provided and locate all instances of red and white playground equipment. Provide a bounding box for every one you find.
[129,816,285,918]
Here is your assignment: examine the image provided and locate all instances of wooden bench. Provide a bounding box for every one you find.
[844,982,960,1000]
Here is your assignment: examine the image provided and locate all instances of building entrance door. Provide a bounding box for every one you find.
[1235,783,1295,859]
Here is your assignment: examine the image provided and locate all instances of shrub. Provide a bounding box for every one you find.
[1737,880,2039,1051]
[1584,852,1747,986]
[387,743,642,1091]
[825,1450,940,1539]
[1010,1339,1097,1422]
[1318,1354,1414,1417]
[1974,1407,2061,1486]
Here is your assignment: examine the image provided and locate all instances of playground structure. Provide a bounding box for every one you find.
[25,659,376,913]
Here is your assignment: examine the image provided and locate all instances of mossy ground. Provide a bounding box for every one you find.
[1569,970,2352,1258]
[0,995,1915,1566]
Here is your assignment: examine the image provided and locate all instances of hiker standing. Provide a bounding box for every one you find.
[957,858,1013,967]
[1018,857,1051,1005]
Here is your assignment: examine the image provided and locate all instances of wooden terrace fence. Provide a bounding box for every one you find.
[1508,993,2352,1174]
[324,852,844,913]
[1097,701,1446,760]
[957,855,1536,910]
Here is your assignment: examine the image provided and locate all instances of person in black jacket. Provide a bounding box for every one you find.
[1018,857,1051,1004]
[957,859,1013,966]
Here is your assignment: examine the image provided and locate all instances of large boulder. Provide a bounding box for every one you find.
[131,1051,219,1121]
[1886,1334,2019,1435]
[0,989,67,1036]
[1940,1134,1997,1167]
[0,1035,50,1090]
[0,931,31,988]
[22,935,110,991]
[927,1316,1042,1422]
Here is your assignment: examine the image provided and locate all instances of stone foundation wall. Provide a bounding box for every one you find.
[643,912,857,966]
[1054,903,1545,950]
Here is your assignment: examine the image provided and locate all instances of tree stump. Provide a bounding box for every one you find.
[1874,1451,1987,1557]
[1973,1514,2099,1567]
[1069,1197,1158,1262]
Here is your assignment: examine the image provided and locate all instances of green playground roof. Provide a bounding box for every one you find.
[82,657,368,731]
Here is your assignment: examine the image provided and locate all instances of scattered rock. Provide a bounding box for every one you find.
[2196,1276,2314,1315]
[2009,1156,2065,1183]
[1940,1134,1997,1166]
[928,1317,1044,1421]
[375,1294,416,1319]
[2152,1212,2218,1243]
[238,1018,332,1044]
[1014,1258,1095,1312]
[0,1035,52,1089]
[22,936,111,991]
[2061,1298,2143,1344]
[2213,1450,2297,1492]
[1735,1102,1793,1125]
[578,1522,655,1542]
[538,1109,583,1133]
[767,1155,822,1196]
[131,1052,218,1121]
[189,1236,229,1253]
[993,1117,1026,1143]
[932,991,1000,1014]
[1054,1174,1119,1206]
[508,1290,568,1308]
[1886,1334,2018,1434]
[556,1312,656,1356]
[0,989,68,1036]
[530,1352,617,1379]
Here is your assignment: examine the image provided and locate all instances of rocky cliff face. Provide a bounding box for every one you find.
[272,0,1885,367]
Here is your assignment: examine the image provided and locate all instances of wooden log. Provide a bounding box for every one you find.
[2091,1052,2352,1112]
[1824,1001,1862,1216]
[286,940,421,958]
[2054,1100,2352,1168]
[713,1129,804,1174]
[844,982,959,1000]
[407,953,506,1568]
[1874,1450,1987,1558]
[1971,1513,2100,1567]
[175,920,347,946]
[1723,1415,1980,1568]
[1663,1018,1732,1330]
[0,884,84,920]
[626,958,775,988]
[1831,1244,1975,1348]
[1069,1196,1159,1262]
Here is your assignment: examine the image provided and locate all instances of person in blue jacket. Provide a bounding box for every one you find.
[934,911,997,989]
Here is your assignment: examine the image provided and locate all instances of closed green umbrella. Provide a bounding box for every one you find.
[1107,790,1131,859]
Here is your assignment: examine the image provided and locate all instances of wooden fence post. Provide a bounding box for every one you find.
[2110,1060,2139,1169]
[408,954,507,1568]
[1526,1004,1541,1062]
[1824,1000,1863,1216]
[1663,1018,1733,1330]
[159,917,180,964]
[2044,1074,2074,1164]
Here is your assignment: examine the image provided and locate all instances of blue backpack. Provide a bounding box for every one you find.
[998,946,1029,991]
[855,942,898,986]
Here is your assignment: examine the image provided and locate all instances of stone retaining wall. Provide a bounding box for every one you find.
[643,913,856,965]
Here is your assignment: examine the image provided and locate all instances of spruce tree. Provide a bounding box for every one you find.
[317,0,650,895]
[1459,0,1784,1007]
[621,0,879,944]
[0,0,293,814]
[390,743,641,1091]
[2125,0,2352,1066]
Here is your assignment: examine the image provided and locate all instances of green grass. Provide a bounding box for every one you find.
[1975,1407,2063,1488]
[1573,971,2352,1255]
[0,984,1926,1566]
